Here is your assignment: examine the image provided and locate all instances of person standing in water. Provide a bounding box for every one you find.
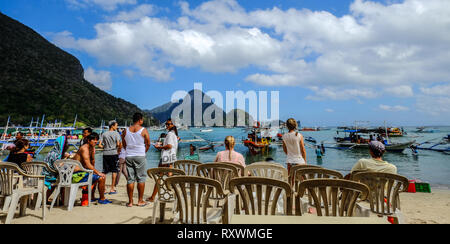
[122,112,151,207]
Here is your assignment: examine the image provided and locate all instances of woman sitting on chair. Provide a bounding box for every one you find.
[214,136,246,168]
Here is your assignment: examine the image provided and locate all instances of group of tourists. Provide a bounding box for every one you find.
[4,113,397,209]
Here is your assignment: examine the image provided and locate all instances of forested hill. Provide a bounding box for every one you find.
[0,12,158,127]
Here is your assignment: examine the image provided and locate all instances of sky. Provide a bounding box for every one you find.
[1,0,450,126]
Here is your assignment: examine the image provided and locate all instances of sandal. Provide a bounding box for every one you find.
[98,199,112,204]
[137,202,149,207]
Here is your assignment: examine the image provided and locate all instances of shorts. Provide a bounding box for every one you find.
[103,155,119,174]
[125,156,147,184]
[74,172,101,184]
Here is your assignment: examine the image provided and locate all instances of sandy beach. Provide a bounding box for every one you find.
[2,176,449,224]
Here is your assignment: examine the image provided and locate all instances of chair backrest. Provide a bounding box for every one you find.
[174,160,202,176]
[147,168,185,202]
[217,162,245,177]
[352,172,409,215]
[53,159,83,186]
[229,177,293,216]
[293,168,343,192]
[298,179,369,217]
[165,176,225,224]
[0,162,25,196]
[197,163,239,193]
[244,162,288,181]
[21,161,47,187]
[288,164,323,186]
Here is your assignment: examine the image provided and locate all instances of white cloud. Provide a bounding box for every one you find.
[108,4,156,22]
[384,85,414,97]
[66,0,137,11]
[306,87,378,101]
[84,67,112,90]
[416,95,450,116]
[379,104,410,112]
[420,84,450,96]
[57,0,450,99]
[416,84,450,116]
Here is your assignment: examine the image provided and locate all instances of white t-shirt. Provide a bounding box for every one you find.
[282,131,306,165]
[161,131,178,165]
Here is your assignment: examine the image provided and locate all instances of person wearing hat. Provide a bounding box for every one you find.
[99,120,122,194]
[349,141,397,176]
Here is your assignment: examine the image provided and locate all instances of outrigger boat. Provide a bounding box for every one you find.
[243,123,273,155]
[334,127,415,152]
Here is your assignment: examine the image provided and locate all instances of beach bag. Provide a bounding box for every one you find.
[161,148,177,165]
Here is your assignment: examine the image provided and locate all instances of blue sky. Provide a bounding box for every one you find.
[1,0,450,126]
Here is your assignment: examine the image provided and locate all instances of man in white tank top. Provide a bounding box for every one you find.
[121,112,151,207]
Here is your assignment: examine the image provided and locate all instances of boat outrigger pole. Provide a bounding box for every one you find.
[1,116,10,141]
[73,114,78,129]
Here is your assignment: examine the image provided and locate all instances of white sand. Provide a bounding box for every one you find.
[2,178,450,224]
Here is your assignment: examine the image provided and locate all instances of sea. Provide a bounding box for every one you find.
[7,126,450,188]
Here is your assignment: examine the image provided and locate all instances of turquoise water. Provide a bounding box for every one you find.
[10,127,450,187]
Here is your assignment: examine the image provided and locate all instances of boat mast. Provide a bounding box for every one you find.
[73,114,78,128]
[384,121,390,144]
[1,116,10,140]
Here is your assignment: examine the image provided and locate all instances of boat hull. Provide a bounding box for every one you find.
[243,140,271,155]
[336,141,415,152]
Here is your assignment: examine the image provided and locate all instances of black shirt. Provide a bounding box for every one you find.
[7,153,28,168]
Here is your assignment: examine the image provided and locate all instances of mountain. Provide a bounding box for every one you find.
[147,89,228,127]
[0,13,158,127]
[147,90,256,127]
[226,109,254,127]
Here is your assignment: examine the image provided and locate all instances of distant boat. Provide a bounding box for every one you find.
[415,126,439,133]
[301,127,320,131]
[304,136,317,144]
[200,129,213,132]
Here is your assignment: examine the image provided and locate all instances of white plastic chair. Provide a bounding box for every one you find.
[147,168,185,224]
[244,162,288,181]
[50,159,93,211]
[166,176,235,224]
[0,162,46,224]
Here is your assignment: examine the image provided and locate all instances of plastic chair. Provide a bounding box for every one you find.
[166,176,235,224]
[0,162,46,224]
[173,160,202,176]
[288,164,323,186]
[297,179,369,217]
[352,172,409,223]
[217,162,245,177]
[21,161,57,209]
[49,159,93,211]
[244,162,288,181]
[229,177,293,216]
[147,168,185,224]
[292,168,343,215]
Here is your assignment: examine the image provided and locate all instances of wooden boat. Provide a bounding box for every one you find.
[301,127,320,131]
[336,141,415,152]
[334,127,414,152]
[243,127,272,155]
